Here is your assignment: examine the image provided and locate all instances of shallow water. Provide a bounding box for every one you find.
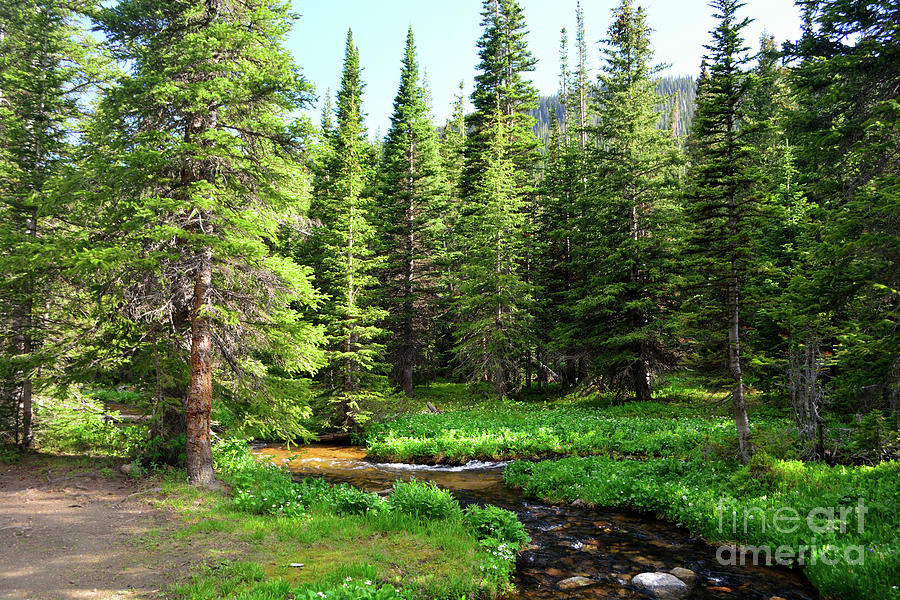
[252,444,819,600]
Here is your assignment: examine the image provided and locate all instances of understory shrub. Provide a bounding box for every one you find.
[36,394,145,455]
[463,504,530,548]
[386,478,460,520]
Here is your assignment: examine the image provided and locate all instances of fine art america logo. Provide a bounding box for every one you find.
[715,498,868,566]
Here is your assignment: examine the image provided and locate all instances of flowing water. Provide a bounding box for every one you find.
[251,444,819,600]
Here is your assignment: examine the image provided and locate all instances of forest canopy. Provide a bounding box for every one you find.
[0,0,897,480]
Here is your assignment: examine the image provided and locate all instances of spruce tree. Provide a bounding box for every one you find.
[573,0,681,400]
[683,0,760,463]
[534,23,580,386]
[455,103,531,396]
[91,0,325,484]
[456,0,539,395]
[789,0,899,415]
[305,29,385,423]
[0,0,97,446]
[376,28,445,396]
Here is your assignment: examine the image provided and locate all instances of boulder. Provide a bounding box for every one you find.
[558,576,593,589]
[669,567,697,588]
[632,572,690,599]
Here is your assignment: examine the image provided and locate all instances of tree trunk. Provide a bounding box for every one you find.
[632,360,652,403]
[728,260,752,463]
[186,245,215,487]
[20,209,36,448]
[400,365,414,397]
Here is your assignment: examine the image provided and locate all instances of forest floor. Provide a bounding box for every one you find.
[0,453,248,600]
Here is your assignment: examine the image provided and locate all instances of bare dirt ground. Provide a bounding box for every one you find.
[0,454,189,600]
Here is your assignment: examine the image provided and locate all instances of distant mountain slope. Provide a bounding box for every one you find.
[531,75,696,144]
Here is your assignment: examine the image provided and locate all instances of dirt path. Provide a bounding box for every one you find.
[0,455,183,600]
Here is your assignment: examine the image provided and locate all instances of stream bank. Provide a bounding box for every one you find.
[252,444,818,600]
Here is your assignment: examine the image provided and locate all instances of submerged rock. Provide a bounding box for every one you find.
[669,567,697,588]
[632,572,690,599]
[558,576,594,589]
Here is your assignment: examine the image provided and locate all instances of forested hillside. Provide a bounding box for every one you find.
[532,75,696,143]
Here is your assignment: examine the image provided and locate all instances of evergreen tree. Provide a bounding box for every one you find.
[432,82,467,377]
[0,0,97,446]
[455,103,532,396]
[534,22,581,387]
[304,29,385,423]
[572,1,590,149]
[789,0,899,415]
[92,0,325,484]
[572,0,682,400]
[376,28,445,396]
[683,0,760,463]
[456,0,539,395]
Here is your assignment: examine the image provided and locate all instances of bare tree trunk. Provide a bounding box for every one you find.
[525,349,532,390]
[788,336,826,460]
[20,209,36,448]
[632,361,652,403]
[728,260,752,463]
[186,245,215,487]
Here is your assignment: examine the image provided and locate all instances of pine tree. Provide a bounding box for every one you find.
[91,0,325,484]
[304,29,385,423]
[789,0,899,415]
[683,0,760,463]
[456,0,539,395]
[376,28,445,396]
[572,0,682,400]
[0,0,97,446]
[534,23,581,387]
[572,1,590,149]
[456,103,532,396]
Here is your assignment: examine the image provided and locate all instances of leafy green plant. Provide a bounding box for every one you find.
[0,444,23,464]
[386,478,460,521]
[365,401,776,463]
[463,504,529,547]
[230,463,307,518]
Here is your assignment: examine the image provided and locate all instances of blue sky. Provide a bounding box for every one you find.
[286,1,803,135]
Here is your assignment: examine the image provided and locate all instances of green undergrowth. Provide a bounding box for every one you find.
[34,393,146,456]
[365,400,790,463]
[504,454,900,600]
[364,377,801,464]
[159,438,529,599]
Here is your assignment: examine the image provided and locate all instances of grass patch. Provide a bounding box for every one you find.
[504,454,900,600]
[152,439,528,599]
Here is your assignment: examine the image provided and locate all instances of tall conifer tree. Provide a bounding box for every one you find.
[376,29,445,396]
[92,0,325,484]
[456,0,539,395]
[0,0,98,446]
[789,0,899,414]
[683,0,760,463]
[305,30,385,423]
[573,0,681,400]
